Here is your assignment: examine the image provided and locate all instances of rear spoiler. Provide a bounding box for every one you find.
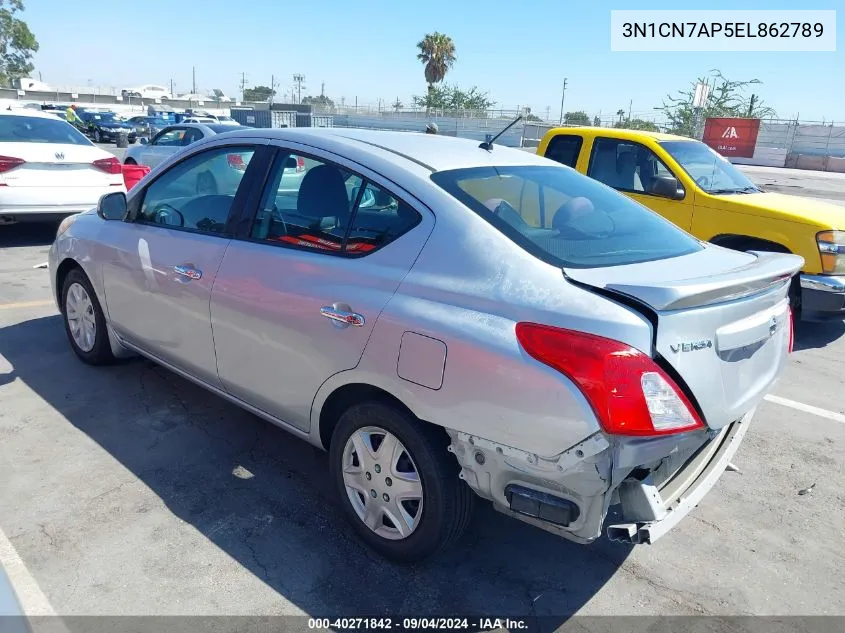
[567,251,805,312]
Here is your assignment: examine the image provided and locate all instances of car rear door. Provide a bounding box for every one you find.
[101,141,270,386]
[209,145,434,431]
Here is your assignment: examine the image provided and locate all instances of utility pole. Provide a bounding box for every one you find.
[270,74,278,105]
[321,81,325,97]
[170,78,174,96]
[192,66,196,94]
[558,78,568,125]
[293,74,305,104]
[239,72,248,102]
[628,99,632,123]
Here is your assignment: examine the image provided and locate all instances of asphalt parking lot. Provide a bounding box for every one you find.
[0,164,844,628]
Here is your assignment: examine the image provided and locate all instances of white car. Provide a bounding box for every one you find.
[122,85,172,100]
[0,110,125,224]
[215,115,240,126]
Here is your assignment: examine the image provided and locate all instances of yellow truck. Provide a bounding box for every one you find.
[536,127,845,320]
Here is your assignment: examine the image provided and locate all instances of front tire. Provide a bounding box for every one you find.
[94,129,101,143]
[61,268,114,365]
[329,401,473,563]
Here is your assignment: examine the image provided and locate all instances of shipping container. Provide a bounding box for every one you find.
[230,108,270,128]
[271,110,297,128]
[312,115,334,128]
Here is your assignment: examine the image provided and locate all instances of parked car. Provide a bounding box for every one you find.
[126,115,169,139]
[215,115,240,126]
[536,127,845,321]
[122,85,171,100]
[181,117,217,125]
[0,109,125,225]
[49,128,802,562]
[76,111,136,144]
[122,122,246,169]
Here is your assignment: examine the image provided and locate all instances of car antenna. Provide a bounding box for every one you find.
[479,115,523,151]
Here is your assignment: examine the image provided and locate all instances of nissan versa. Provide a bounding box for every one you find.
[49,128,803,562]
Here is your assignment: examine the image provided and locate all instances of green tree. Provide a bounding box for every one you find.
[0,1,38,87]
[657,70,776,137]
[614,118,660,132]
[302,94,335,111]
[563,111,590,126]
[412,84,494,114]
[416,32,456,111]
[243,85,275,102]
[392,97,403,112]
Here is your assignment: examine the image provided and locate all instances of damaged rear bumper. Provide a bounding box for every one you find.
[446,408,754,546]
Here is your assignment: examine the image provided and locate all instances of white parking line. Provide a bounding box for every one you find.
[0,526,56,616]
[764,394,845,425]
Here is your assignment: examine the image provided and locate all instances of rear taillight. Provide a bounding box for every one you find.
[93,157,121,174]
[296,156,305,172]
[0,155,25,173]
[227,153,246,170]
[787,305,794,354]
[515,323,705,436]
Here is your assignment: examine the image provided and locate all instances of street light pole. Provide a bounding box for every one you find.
[558,78,568,126]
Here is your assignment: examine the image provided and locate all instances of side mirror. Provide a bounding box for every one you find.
[649,175,685,200]
[284,156,298,169]
[139,137,149,145]
[97,192,128,221]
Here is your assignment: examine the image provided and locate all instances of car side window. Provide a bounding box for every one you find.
[250,151,421,255]
[152,128,185,147]
[545,134,583,168]
[587,137,677,196]
[137,146,255,235]
[182,128,203,145]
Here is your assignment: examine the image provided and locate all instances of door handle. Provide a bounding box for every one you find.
[320,306,365,327]
[173,265,202,280]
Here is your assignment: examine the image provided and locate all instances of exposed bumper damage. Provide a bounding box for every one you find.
[446,408,754,545]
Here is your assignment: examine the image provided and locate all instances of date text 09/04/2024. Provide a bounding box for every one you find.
[308,618,529,630]
[622,22,824,38]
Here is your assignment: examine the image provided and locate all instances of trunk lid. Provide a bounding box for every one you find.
[565,246,804,429]
[0,142,117,187]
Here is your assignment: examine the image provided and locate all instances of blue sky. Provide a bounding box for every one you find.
[23,0,843,121]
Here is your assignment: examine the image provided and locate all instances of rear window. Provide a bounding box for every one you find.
[430,165,702,269]
[0,115,92,146]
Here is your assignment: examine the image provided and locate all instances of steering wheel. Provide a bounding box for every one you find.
[696,175,711,189]
[152,203,184,227]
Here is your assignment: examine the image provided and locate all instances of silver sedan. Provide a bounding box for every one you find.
[123,122,247,169]
[49,128,802,562]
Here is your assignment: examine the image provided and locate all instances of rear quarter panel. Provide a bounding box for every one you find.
[311,185,654,458]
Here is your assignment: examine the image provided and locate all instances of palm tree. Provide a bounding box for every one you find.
[416,32,456,111]
[616,108,626,123]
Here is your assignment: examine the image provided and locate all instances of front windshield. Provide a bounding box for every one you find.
[660,140,760,195]
[431,165,702,269]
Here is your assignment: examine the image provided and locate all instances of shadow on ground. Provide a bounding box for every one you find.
[792,319,845,352]
[0,223,58,248]
[0,315,631,629]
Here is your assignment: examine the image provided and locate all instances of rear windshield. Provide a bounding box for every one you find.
[431,165,702,268]
[0,115,92,146]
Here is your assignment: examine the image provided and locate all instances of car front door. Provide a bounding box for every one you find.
[140,126,188,168]
[586,137,694,231]
[101,142,267,386]
[209,146,434,431]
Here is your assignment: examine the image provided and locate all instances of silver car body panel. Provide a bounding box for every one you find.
[49,128,803,546]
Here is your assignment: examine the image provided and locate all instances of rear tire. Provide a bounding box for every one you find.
[329,401,473,563]
[61,268,115,365]
[124,158,137,165]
